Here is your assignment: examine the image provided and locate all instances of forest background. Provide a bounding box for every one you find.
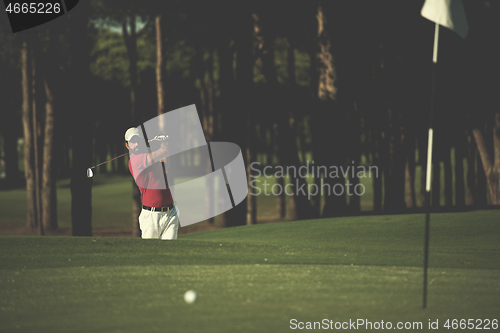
[0,0,499,236]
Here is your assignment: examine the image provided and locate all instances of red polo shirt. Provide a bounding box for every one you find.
[129,153,173,208]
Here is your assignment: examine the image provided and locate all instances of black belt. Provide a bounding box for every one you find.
[142,203,174,212]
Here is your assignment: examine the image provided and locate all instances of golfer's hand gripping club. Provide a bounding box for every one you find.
[86,135,169,178]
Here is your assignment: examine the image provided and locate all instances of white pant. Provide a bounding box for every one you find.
[138,205,179,240]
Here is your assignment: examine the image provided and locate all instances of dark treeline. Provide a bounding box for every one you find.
[0,0,498,235]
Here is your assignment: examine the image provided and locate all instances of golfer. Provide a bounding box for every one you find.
[125,127,179,240]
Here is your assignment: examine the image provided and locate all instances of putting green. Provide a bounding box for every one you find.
[0,210,499,332]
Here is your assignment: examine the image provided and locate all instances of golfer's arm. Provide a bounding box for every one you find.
[146,143,168,166]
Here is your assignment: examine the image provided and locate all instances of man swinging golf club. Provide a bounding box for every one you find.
[125,127,179,240]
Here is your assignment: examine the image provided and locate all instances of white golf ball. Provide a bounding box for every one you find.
[184,290,197,304]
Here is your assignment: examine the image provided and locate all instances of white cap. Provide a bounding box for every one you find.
[124,127,142,141]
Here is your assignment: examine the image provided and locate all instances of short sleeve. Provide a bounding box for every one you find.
[129,153,147,180]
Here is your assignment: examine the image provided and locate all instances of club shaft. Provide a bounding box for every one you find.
[89,137,166,169]
[90,153,128,169]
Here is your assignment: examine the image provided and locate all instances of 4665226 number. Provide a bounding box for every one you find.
[444,319,498,330]
[5,2,61,14]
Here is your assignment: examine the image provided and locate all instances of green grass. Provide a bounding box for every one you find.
[0,173,376,233]
[0,175,134,231]
[1,210,499,332]
[0,156,485,234]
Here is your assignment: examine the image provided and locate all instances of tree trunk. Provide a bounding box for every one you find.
[276,113,312,220]
[372,139,383,211]
[307,42,321,217]
[122,16,139,123]
[222,5,252,228]
[432,150,441,208]
[466,133,477,205]
[206,47,216,141]
[418,134,428,207]
[444,147,453,207]
[31,36,43,236]
[287,37,315,217]
[244,14,264,226]
[42,75,57,231]
[70,1,92,236]
[195,43,217,225]
[205,48,216,224]
[123,15,142,236]
[382,135,391,210]
[476,150,488,206]
[272,123,286,219]
[473,113,500,204]
[156,14,165,118]
[349,103,361,213]
[216,38,234,226]
[41,33,58,231]
[21,40,37,229]
[405,137,416,208]
[454,138,466,207]
[246,133,257,225]
[314,3,348,217]
[405,158,414,208]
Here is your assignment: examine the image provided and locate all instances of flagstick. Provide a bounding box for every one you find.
[423,22,439,309]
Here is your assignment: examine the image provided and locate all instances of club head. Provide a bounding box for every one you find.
[86,168,94,178]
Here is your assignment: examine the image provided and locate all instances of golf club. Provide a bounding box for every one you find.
[86,135,168,178]
[86,153,128,178]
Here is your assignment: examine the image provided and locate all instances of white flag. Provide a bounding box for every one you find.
[421,0,469,39]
